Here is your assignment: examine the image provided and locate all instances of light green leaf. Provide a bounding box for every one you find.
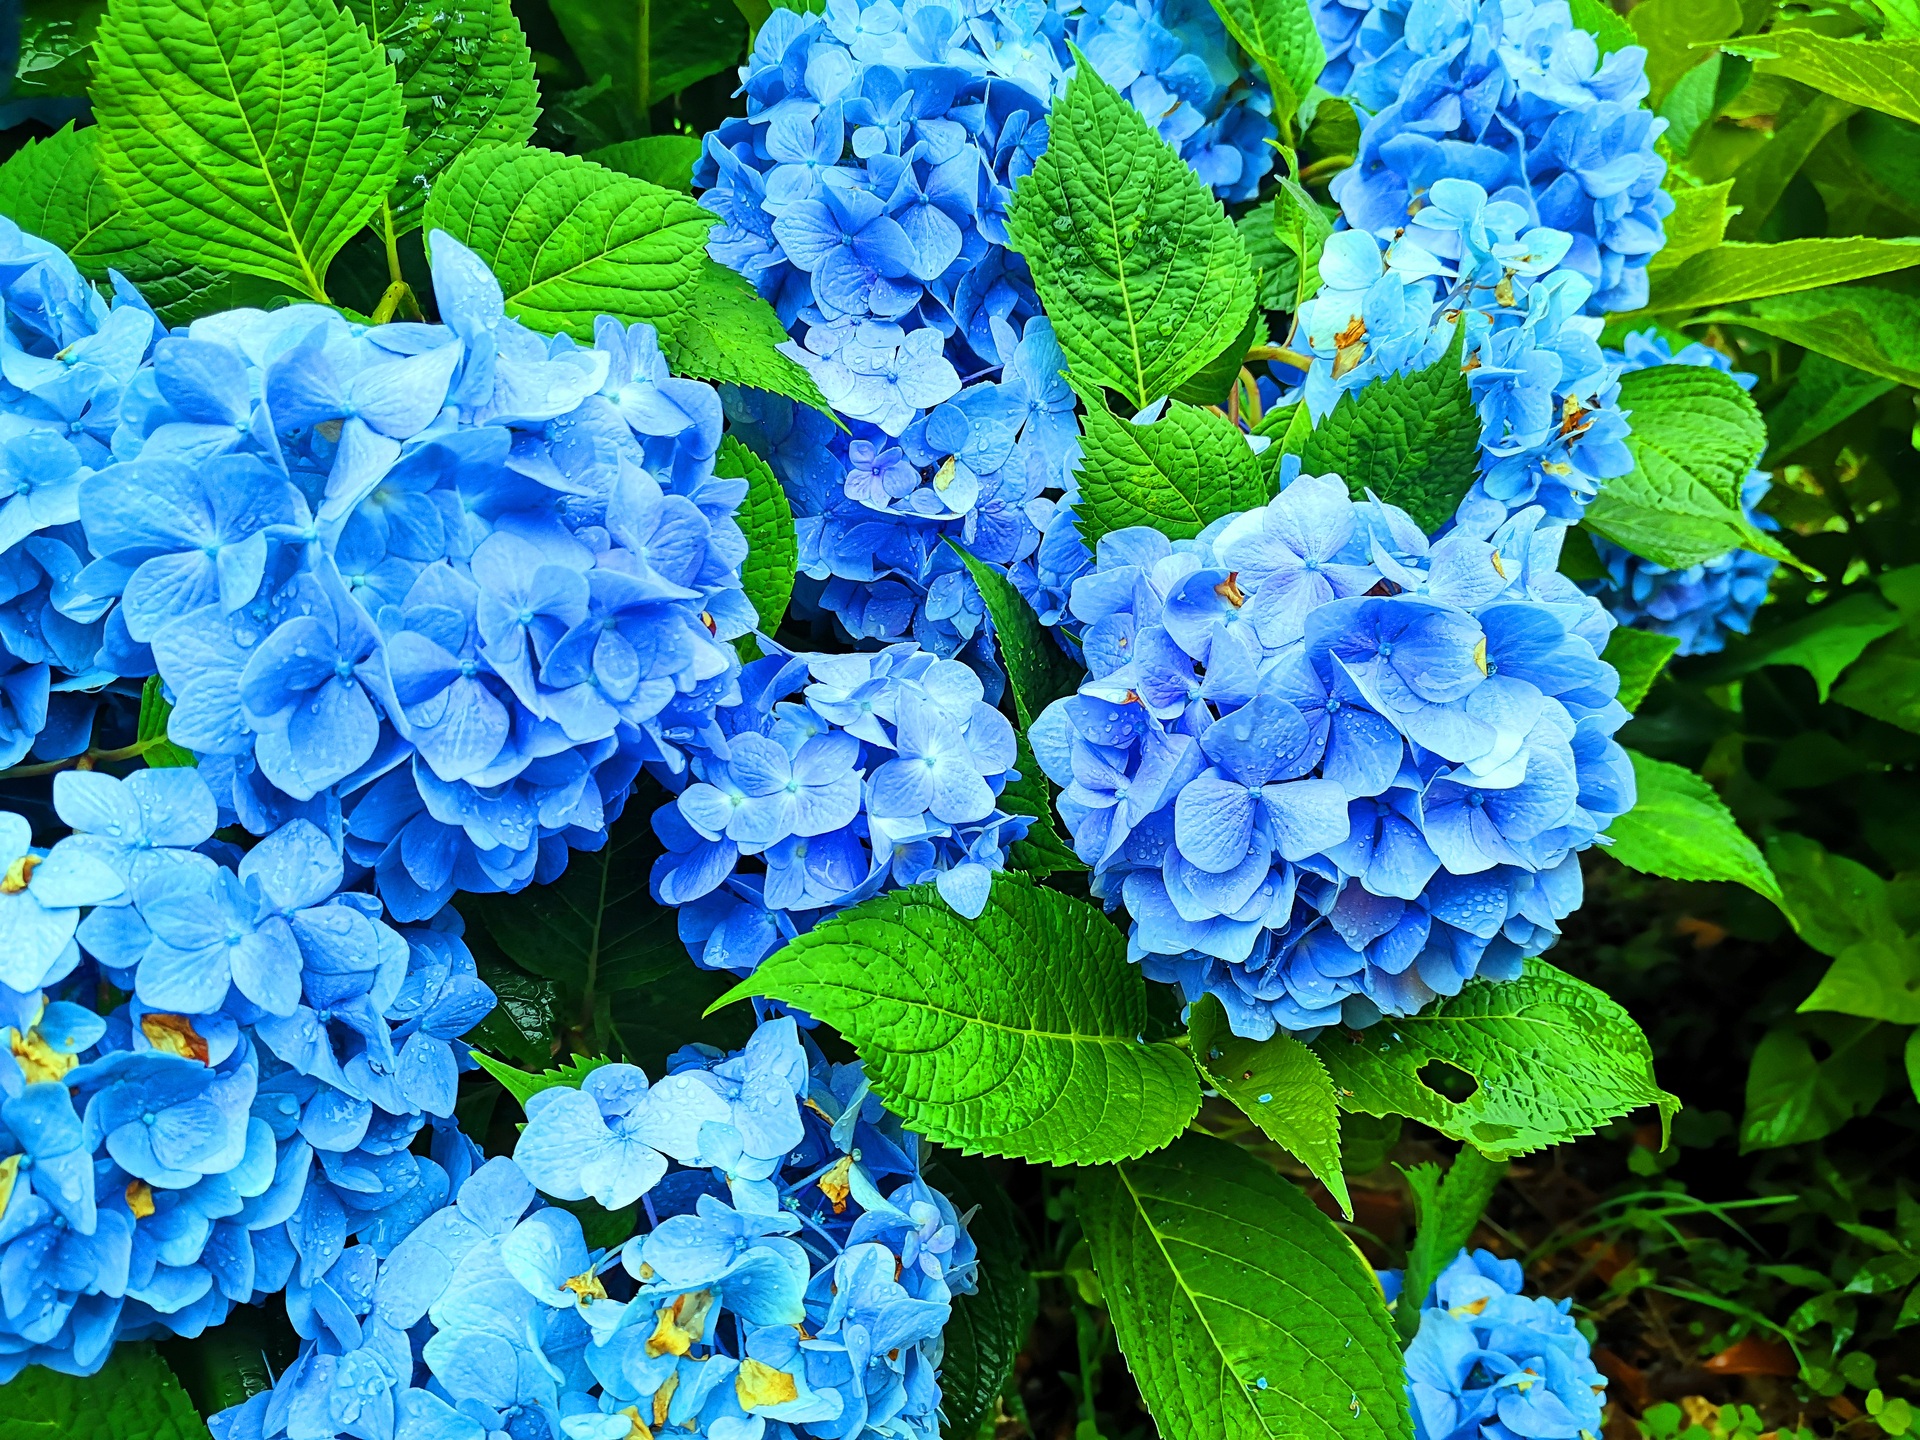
[1713,591,1902,700]
[0,1342,211,1439]
[1802,939,1920,1025]
[1724,284,1920,389]
[1768,832,1920,1026]
[1007,50,1257,411]
[946,539,1082,728]
[713,876,1202,1165]
[423,145,714,340]
[1764,351,1899,462]
[1190,994,1350,1219]
[925,1152,1038,1439]
[470,1051,612,1112]
[89,0,408,301]
[1312,958,1679,1158]
[1634,236,1920,313]
[13,0,109,101]
[1604,750,1783,904]
[137,675,197,769]
[1603,626,1681,712]
[345,0,539,234]
[548,0,743,123]
[1651,181,1736,276]
[1566,0,1640,55]
[1081,1133,1411,1440]
[718,434,796,642]
[1297,321,1479,533]
[1907,1029,1919,1105]
[1658,56,1723,158]
[1629,0,1741,106]
[1397,1148,1505,1338]
[1207,0,1326,124]
[1741,1016,1900,1152]
[1723,30,1920,126]
[1585,362,1816,577]
[1074,396,1271,547]
[655,258,834,416]
[1240,203,1303,313]
[588,134,706,191]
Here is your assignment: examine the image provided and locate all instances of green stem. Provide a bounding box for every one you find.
[0,736,168,781]
[1300,153,1354,183]
[381,200,404,287]
[1247,343,1315,371]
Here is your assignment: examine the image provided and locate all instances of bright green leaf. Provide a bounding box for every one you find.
[588,134,706,191]
[713,876,1202,1165]
[1081,1133,1411,1440]
[1207,0,1325,124]
[1312,958,1679,1158]
[1397,1148,1506,1339]
[0,1342,210,1439]
[1629,0,1741,106]
[1741,1016,1901,1151]
[1604,626,1681,712]
[1764,351,1899,462]
[1297,321,1479,533]
[719,434,796,642]
[344,0,540,233]
[1604,750,1784,904]
[548,0,743,124]
[1189,994,1350,1219]
[1074,396,1271,547]
[1713,591,1902,700]
[1007,50,1257,411]
[1726,284,1920,389]
[89,0,408,301]
[470,1051,611,1112]
[1659,56,1723,158]
[1722,30,1920,126]
[1634,236,1920,313]
[655,258,834,417]
[925,1152,1038,1438]
[137,676,197,769]
[1650,181,1736,276]
[1566,0,1639,55]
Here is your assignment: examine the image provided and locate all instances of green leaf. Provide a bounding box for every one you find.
[1764,351,1898,463]
[1074,396,1271,546]
[1312,958,1679,1158]
[1000,734,1085,878]
[1628,0,1741,106]
[1207,0,1326,123]
[655,258,835,416]
[1658,56,1723,158]
[1767,832,1920,1026]
[1081,1132,1411,1440]
[344,0,539,234]
[607,957,755,1078]
[1726,93,1858,244]
[945,542,1080,729]
[1170,305,1259,407]
[89,0,408,302]
[1007,49,1257,411]
[1724,284,1920,389]
[547,0,743,124]
[1565,0,1639,55]
[137,676,197,769]
[13,0,109,101]
[1722,31,1920,126]
[1603,750,1784,904]
[1298,321,1480,533]
[713,876,1201,1165]
[462,948,562,1067]
[1189,994,1350,1219]
[470,1051,612,1112]
[1635,237,1920,313]
[0,1342,211,1439]
[422,145,714,341]
[718,434,796,641]
[1603,626,1681,712]
[1907,1029,1919,1106]
[1584,362,1814,577]
[1397,1147,1506,1339]
[1832,629,1920,733]
[1741,1016,1900,1151]
[1712,591,1902,700]
[588,135,706,191]
[925,1153,1037,1439]
[1650,181,1736,277]
[1240,203,1302,313]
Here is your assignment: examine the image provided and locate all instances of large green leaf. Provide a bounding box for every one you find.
[1769,832,1920,1027]
[1628,0,1740,106]
[1764,351,1899,462]
[1649,181,1735,277]
[1727,285,1920,389]
[1298,321,1479,533]
[1075,396,1272,546]
[422,145,714,340]
[1602,626,1681,712]
[1584,362,1811,575]
[1832,629,1920,733]
[1741,1016,1902,1152]
[1190,994,1350,1218]
[661,258,834,415]
[2,1341,210,1439]
[718,435,796,641]
[1603,750,1784,905]
[1725,93,1857,242]
[344,0,540,234]
[1207,0,1325,122]
[1007,52,1257,411]
[1723,30,1920,126]
[548,0,743,126]
[1081,1133,1411,1440]
[1712,591,1902,700]
[1396,1147,1505,1339]
[1312,958,1679,1158]
[926,1153,1037,1439]
[589,134,706,191]
[714,876,1201,1165]
[1636,237,1920,313]
[89,0,408,302]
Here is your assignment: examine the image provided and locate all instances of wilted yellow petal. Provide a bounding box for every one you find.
[736,1358,800,1411]
[141,1013,209,1063]
[818,1156,852,1214]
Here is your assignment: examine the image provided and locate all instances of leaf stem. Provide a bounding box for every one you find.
[381,199,404,287]
[1299,153,1354,183]
[0,736,168,781]
[1247,343,1315,371]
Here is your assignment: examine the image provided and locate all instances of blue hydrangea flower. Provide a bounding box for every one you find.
[1579,333,1779,656]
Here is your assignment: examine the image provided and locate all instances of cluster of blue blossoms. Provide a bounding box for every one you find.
[696,0,1273,661]
[212,1019,974,1440]
[652,643,1029,974]
[1390,1249,1607,1440]
[1032,465,1635,1037]
[1581,332,1778,656]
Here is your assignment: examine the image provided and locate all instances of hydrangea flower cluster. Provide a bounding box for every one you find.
[696,0,1271,659]
[1394,1248,1607,1440]
[1312,0,1671,317]
[211,1017,976,1440]
[0,767,495,1377]
[652,643,1028,974]
[1030,466,1634,1037]
[1581,332,1778,656]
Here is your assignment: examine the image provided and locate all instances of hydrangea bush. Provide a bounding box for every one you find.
[0,0,1831,1427]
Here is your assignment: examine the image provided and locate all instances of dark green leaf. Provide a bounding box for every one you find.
[1713,591,1902,700]
[588,135,706,191]
[462,947,562,1067]
[13,0,108,101]
[1081,1133,1411,1440]
[1604,750,1784,904]
[607,958,755,1078]
[945,542,1079,728]
[719,434,796,642]
[1075,396,1272,547]
[0,1342,211,1439]
[1725,93,1856,242]
[1298,321,1478,533]
[1397,1147,1506,1338]
[547,0,743,122]
[1169,305,1258,407]
[1741,1016,1901,1151]
[1603,626,1681,712]
[927,1153,1037,1439]
[999,735,1084,878]
[1832,628,1920,733]
[1763,351,1898,463]
[1768,832,1920,1026]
